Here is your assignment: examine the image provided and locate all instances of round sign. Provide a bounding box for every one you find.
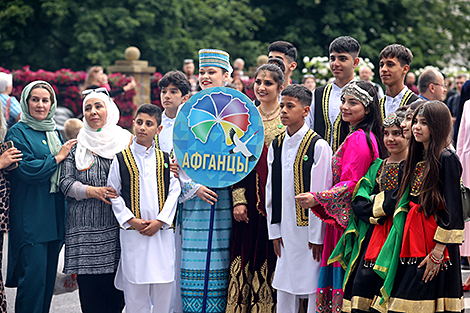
[173,87,264,188]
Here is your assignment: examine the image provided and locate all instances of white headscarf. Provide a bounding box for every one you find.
[0,73,12,93]
[75,91,132,170]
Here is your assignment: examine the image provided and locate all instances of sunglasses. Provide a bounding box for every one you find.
[82,87,110,99]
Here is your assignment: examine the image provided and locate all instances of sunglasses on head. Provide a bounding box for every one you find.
[82,87,110,99]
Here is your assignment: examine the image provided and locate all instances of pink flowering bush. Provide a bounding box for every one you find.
[150,72,163,109]
[0,66,137,129]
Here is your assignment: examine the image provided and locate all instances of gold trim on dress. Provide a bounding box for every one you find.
[232,187,247,207]
[387,296,464,312]
[434,226,464,244]
[372,191,386,218]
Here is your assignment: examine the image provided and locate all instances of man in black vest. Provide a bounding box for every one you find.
[306,36,360,152]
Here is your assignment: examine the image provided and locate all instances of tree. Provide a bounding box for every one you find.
[0,0,266,74]
[250,0,470,80]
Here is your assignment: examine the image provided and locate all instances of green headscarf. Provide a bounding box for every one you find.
[19,80,62,193]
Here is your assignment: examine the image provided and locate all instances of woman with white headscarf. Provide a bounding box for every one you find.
[60,88,132,313]
[5,80,76,313]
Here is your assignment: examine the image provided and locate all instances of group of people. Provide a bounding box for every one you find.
[0,35,467,313]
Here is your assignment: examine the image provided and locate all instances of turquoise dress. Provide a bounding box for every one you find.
[5,122,65,312]
[180,186,232,313]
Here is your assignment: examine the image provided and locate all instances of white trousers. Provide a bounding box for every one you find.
[276,290,317,313]
[123,280,174,313]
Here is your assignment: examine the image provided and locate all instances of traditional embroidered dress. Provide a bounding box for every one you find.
[306,81,353,152]
[328,158,403,312]
[383,150,464,313]
[379,87,419,121]
[108,139,181,312]
[266,124,333,313]
[178,162,232,312]
[226,115,285,313]
[310,129,379,312]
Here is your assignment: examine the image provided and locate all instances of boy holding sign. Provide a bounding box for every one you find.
[266,84,332,312]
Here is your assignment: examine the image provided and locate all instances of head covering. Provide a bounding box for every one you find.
[383,110,406,129]
[199,49,233,75]
[0,73,12,93]
[19,80,62,193]
[75,90,132,170]
[341,81,373,107]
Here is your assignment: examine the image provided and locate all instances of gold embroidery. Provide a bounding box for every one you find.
[232,187,247,207]
[122,147,167,229]
[122,148,141,219]
[263,115,285,147]
[434,226,464,244]
[226,258,275,313]
[331,112,342,153]
[350,295,374,312]
[380,90,414,121]
[294,130,318,226]
[372,191,386,218]
[387,296,464,312]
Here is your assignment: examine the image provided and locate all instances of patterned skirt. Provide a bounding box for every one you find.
[180,187,232,313]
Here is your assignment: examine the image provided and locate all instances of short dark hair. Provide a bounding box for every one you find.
[158,70,191,96]
[267,58,286,73]
[268,41,297,62]
[135,103,162,126]
[379,44,413,66]
[417,69,441,94]
[329,36,361,58]
[281,84,312,107]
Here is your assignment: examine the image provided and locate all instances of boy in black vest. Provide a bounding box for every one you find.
[266,84,332,312]
[108,104,181,312]
[378,44,419,120]
[305,36,361,152]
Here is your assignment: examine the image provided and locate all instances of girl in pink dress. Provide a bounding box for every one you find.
[296,81,387,312]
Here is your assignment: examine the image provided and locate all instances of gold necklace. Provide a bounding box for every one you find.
[259,105,280,118]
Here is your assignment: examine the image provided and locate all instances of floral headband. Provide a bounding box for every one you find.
[383,112,405,128]
[341,82,373,107]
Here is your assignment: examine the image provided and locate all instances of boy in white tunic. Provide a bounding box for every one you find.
[108,104,181,313]
[266,84,333,312]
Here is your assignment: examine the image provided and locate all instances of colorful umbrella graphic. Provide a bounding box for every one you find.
[188,91,251,145]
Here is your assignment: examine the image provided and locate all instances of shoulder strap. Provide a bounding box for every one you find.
[379,96,386,121]
[294,130,321,226]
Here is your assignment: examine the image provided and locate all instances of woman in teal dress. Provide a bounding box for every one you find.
[5,81,76,313]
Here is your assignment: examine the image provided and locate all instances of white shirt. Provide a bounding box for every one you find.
[158,113,176,154]
[266,124,333,294]
[384,86,409,117]
[306,79,354,144]
[108,139,181,285]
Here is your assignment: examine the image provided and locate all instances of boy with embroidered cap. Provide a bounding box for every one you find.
[178,48,234,313]
[266,84,332,312]
[108,104,181,313]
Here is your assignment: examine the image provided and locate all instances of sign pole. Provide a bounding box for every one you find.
[202,199,216,313]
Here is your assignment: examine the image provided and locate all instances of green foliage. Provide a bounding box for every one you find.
[0,0,266,74]
[1,0,469,80]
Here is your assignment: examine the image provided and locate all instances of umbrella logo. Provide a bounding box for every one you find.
[188,91,251,145]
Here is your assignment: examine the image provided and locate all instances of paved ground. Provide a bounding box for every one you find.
[2,234,470,312]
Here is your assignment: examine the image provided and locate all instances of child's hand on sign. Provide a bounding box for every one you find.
[170,159,179,178]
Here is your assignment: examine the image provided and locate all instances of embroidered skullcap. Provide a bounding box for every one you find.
[0,73,13,93]
[383,110,406,128]
[199,49,233,75]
